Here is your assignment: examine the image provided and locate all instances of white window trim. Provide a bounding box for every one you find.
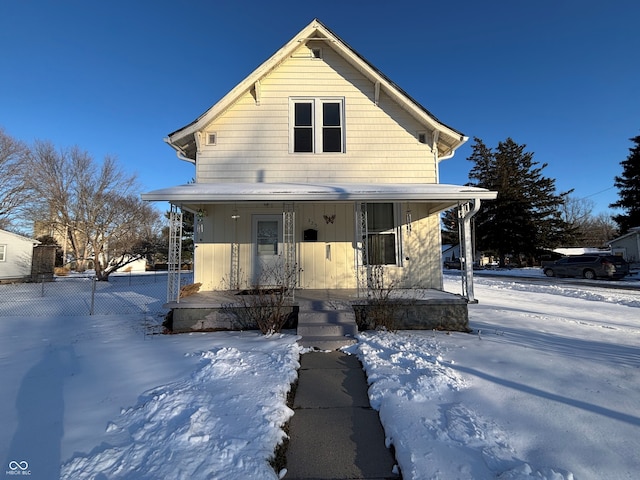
[289,97,345,154]
[366,203,404,267]
[205,132,217,146]
[0,244,6,262]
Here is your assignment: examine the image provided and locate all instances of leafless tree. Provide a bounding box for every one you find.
[0,128,31,229]
[560,196,595,230]
[580,213,618,247]
[25,141,162,280]
[560,197,618,247]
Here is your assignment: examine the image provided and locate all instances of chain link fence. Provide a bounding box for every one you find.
[0,271,194,318]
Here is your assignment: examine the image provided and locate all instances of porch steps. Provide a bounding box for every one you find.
[296,300,358,350]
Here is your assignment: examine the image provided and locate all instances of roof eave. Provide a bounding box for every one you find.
[141,183,498,204]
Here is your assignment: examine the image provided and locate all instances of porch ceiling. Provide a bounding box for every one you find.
[142,182,497,211]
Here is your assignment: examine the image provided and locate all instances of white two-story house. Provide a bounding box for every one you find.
[143,19,496,326]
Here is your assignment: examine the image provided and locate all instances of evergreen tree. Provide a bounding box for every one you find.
[467,137,570,264]
[161,210,194,264]
[610,134,640,233]
[440,208,459,246]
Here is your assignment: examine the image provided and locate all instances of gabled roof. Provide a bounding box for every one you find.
[608,226,640,244]
[166,18,467,162]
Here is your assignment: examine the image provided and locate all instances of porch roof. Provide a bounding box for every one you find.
[142,182,497,210]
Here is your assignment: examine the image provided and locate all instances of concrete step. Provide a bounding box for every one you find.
[297,311,358,336]
[298,323,358,337]
[297,308,359,350]
[298,335,357,351]
[297,321,358,337]
[297,309,354,323]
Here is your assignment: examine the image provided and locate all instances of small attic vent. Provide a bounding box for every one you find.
[206,133,217,146]
[311,47,322,59]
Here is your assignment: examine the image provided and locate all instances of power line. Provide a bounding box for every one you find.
[582,186,615,199]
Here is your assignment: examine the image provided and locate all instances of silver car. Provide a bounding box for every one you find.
[543,255,629,280]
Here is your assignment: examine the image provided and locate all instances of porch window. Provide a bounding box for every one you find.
[367,203,400,265]
[290,98,344,153]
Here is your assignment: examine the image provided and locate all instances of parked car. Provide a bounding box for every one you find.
[542,255,630,280]
[443,259,462,269]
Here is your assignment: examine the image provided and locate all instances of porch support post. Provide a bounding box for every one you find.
[230,212,240,290]
[283,203,296,301]
[354,202,369,298]
[458,199,481,303]
[167,204,183,303]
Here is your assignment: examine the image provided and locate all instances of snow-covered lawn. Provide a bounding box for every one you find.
[1,272,638,479]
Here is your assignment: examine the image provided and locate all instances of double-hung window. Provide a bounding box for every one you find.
[366,203,401,265]
[0,245,6,262]
[290,98,345,153]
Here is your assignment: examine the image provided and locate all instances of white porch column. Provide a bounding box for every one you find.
[283,203,296,300]
[167,204,183,303]
[354,202,369,297]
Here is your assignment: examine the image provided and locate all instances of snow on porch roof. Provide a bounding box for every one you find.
[142,182,497,205]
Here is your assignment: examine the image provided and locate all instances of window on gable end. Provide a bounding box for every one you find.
[294,102,313,153]
[290,98,345,153]
[322,102,342,152]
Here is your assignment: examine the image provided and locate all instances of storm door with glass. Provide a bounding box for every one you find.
[252,215,283,286]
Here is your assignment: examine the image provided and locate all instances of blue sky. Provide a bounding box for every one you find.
[1,0,638,215]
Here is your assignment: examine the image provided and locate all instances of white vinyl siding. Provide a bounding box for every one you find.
[0,230,36,280]
[189,202,442,291]
[195,42,437,185]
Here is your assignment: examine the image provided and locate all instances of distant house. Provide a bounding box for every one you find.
[0,229,40,282]
[143,19,496,314]
[608,227,640,264]
[114,256,148,273]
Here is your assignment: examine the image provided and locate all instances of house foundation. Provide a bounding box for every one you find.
[164,289,470,338]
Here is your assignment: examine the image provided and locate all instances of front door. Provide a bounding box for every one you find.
[253,215,282,286]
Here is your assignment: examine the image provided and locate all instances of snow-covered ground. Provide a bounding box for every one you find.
[1,271,638,479]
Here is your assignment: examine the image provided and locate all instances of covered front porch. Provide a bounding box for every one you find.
[142,182,497,341]
[142,182,498,306]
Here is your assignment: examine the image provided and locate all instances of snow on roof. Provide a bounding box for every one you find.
[141,182,498,203]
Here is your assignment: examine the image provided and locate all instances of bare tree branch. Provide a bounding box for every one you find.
[0,128,31,229]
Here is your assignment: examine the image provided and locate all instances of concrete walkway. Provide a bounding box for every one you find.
[285,351,400,480]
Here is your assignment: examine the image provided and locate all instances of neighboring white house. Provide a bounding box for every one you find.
[608,227,640,264]
[142,19,497,301]
[114,256,148,273]
[0,229,40,282]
